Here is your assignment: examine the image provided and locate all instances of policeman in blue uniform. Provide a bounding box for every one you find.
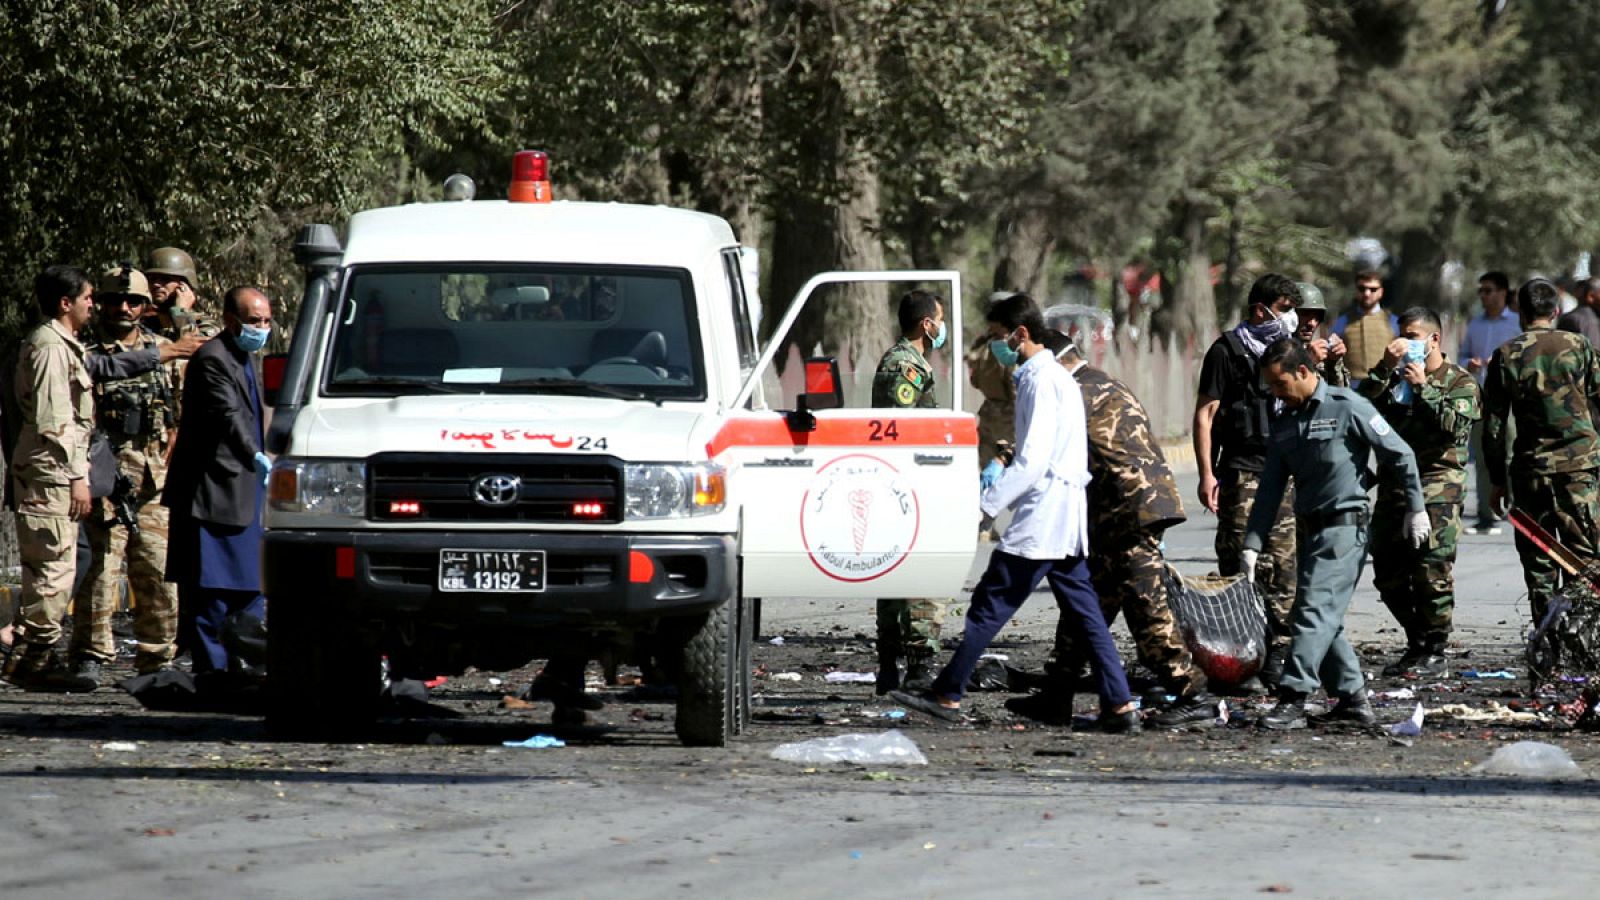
[1243,339,1427,730]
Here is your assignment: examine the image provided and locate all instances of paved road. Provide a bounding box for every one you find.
[4,473,1597,899]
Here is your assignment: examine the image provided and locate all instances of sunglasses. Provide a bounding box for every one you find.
[1356,285,1381,293]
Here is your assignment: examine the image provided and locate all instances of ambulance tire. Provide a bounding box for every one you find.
[266,599,382,738]
[671,603,735,747]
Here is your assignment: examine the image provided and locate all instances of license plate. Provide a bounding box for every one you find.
[438,549,546,593]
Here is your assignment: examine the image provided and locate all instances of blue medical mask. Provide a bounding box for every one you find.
[928,319,948,351]
[1404,338,1429,364]
[234,323,271,353]
[989,336,1019,368]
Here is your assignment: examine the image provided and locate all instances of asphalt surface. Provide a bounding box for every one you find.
[3,471,1598,899]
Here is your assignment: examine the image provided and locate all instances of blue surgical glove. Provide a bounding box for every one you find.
[254,451,272,478]
[980,459,1004,490]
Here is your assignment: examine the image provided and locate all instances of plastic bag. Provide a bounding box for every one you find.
[1162,567,1267,686]
[1471,741,1581,778]
[770,730,928,766]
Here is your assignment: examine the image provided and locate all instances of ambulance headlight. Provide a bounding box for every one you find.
[268,459,367,517]
[625,463,725,519]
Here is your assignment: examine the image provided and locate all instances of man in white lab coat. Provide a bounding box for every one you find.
[891,294,1139,732]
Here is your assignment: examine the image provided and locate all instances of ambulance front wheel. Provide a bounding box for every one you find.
[669,597,748,747]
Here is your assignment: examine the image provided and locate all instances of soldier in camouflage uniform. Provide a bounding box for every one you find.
[144,246,222,341]
[66,267,181,681]
[1295,283,1351,388]
[1484,278,1600,631]
[1195,274,1302,690]
[1009,332,1218,728]
[2,266,99,692]
[1357,307,1480,677]
[868,290,949,694]
[966,296,1017,467]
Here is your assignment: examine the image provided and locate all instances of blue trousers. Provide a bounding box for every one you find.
[932,550,1132,707]
[180,583,265,674]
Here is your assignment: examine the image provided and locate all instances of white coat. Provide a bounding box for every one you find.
[979,348,1092,560]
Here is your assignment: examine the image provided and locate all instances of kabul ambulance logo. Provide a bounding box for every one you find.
[800,454,920,582]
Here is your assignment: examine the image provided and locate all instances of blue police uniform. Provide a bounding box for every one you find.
[1245,379,1423,700]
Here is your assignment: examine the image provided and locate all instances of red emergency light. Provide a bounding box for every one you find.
[389,500,422,516]
[510,150,552,203]
[572,501,605,518]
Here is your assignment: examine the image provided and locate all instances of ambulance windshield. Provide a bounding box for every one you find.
[323,264,704,401]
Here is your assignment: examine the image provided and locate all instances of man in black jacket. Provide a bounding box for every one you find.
[163,286,273,675]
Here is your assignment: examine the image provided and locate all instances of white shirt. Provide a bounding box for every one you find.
[980,349,1092,559]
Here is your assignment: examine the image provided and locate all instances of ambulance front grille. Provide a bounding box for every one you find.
[367,452,623,524]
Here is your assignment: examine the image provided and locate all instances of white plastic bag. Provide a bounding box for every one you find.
[1472,741,1581,778]
[770,730,928,766]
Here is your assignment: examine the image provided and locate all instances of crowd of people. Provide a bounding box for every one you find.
[0,252,274,693]
[879,274,1600,732]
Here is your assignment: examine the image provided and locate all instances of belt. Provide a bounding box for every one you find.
[1304,508,1369,529]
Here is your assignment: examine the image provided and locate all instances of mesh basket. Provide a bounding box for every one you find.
[1162,566,1269,686]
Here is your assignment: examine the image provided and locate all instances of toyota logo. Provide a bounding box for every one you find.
[472,473,522,507]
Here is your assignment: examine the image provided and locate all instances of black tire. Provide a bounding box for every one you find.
[672,603,734,747]
[265,598,383,739]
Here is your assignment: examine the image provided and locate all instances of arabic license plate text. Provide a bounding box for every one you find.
[438,549,546,593]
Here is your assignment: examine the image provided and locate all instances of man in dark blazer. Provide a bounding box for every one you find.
[163,286,273,675]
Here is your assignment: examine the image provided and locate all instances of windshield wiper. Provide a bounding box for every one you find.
[493,377,656,404]
[329,377,481,394]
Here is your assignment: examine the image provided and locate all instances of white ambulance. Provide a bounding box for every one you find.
[262,152,980,745]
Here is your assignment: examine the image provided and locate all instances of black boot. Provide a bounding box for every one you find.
[1260,644,1287,692]
[875,651,901,696]
[1259,691,1308,730]
[3,644,97,693]
[1149,691,1219,728]
[1311,691,1377,726]
[902,656,935,693]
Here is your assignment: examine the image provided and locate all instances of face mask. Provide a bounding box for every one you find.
[928,319,947,351]
[1404,338,1430,364]
[235,323,270,353]
[1279,308,1299,334]
[989,337,1019,368]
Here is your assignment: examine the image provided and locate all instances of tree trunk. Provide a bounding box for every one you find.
[991,199,1055,299]
[1156,203,1217,350]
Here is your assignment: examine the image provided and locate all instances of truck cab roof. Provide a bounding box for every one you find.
[341,200,739,267]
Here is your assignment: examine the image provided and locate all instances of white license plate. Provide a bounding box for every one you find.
[438,549,547,593]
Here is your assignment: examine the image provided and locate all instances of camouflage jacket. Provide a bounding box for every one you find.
[965,333,1015,405]
[1484,325,1600,486]
[1358,358,1479,505]
[1072,363,1185,533]
[88,325,176,490]
[870,338,937,409]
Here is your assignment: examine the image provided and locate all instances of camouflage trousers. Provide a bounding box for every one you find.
[876,598,945,659]
[70,502,178,672]
[1511,468,1600,627]
[10,483,77,649]
[1215,468,1297,648]
[1371,500,1461,643]
[1050,524,1207,696]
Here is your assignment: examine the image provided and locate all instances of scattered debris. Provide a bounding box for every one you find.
[1390,704,1425,737]
[502,735,566,749]
[770,672,803,682]
[1372,688,1415,701]
[824,671,877,684]
[771,730,928,766]
[101,741,139,752]
[1433,702,1544,725]
[1460,669,1516,679]
[500,694,536,710]
[1472,741,1581,777]
[143,828,176,838]
[769,636,785,646]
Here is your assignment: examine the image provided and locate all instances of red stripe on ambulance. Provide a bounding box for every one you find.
[706,416,977,457]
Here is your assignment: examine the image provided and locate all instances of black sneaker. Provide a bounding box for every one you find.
[1311,692,1376,727]
[1259,694,1308,730]
[888,689,963,722]
[1149,691,1219,728]
[902,659,935,693]
[1097,708,1143,734]
[1003,691,1076,727]
[7,650,97,693]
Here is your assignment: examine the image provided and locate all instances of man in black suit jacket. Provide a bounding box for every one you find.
[163,286,273,675]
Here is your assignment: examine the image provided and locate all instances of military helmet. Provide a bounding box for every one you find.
[1295,281,1326,314]
[96,264,151,302]
[145,246,198,286]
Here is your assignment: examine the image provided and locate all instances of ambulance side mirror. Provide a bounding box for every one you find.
[262,353,289,407]
[786,356,842,433]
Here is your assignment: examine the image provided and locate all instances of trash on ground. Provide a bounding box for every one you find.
[966,657,1010,691]
[824,671,877,684]
[1433,701,1545,725]
[101,741,140,752]
[978,653,1009,662]
[1472,741,1581,777]
[1460,669,1516,679]
[1372,688,1415,701]
[500,694,536,710]
[770,730,928,766]
[768,636,785,646]
[502,734,566,749]
[770,672,803,682]
[1390,703,1425,736]
[1215,699,1230,726]
[487,677,503,687]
